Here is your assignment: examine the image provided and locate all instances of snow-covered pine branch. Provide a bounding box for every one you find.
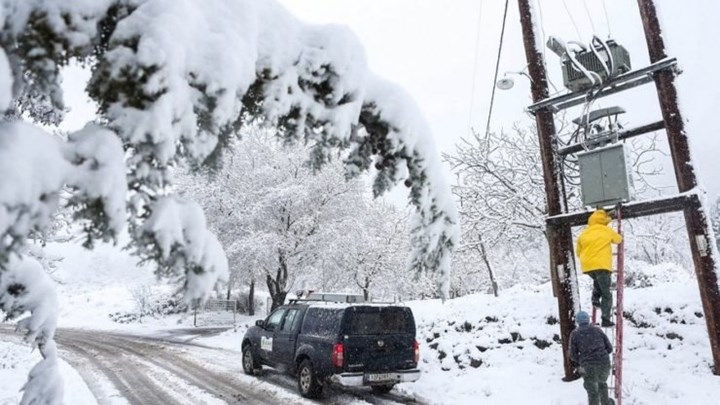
[1,1,458,402]
[1,0,456,289]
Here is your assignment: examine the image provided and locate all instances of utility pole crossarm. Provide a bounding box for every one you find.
[527,58,679,113]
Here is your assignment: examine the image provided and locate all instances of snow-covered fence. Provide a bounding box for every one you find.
[193,299,237,328]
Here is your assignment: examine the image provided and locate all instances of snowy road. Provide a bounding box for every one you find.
[42,328,428,405]
[54,329,291,405]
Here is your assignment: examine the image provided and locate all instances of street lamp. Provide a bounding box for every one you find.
[495,71,533,90]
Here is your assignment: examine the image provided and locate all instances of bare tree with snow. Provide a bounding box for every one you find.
[181,128,374,310]
[446,122,665,295]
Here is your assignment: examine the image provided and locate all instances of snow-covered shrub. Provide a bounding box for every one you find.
[624,260,693,288]
[112,287,188,323]
[235,291,263,315]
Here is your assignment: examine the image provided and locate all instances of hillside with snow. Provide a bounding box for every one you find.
[2,241,719,404]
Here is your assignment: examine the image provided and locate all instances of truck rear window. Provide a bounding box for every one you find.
[302,308,344,337]
[347,308,412,335]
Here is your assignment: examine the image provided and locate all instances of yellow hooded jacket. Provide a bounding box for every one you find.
[576,210,623,273]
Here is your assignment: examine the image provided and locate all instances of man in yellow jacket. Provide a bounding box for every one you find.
[576,209,623,327]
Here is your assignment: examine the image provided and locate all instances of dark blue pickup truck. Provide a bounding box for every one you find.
[241,297,421,398]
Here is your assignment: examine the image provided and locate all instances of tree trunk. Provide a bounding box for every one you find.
[267,250,289,311]
[362,275,370,301]
[248,280,255,316]
[477,237,499,297]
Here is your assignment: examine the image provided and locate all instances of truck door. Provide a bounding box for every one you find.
[271,307,303,365]
[258,307,286,364]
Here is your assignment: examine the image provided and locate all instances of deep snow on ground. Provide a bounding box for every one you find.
[2,240,720,404]
[0,339,96,405]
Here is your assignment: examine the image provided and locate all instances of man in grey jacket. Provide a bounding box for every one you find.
[569,310,614,405]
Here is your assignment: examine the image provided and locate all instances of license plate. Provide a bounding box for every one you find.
[366,373,393,382]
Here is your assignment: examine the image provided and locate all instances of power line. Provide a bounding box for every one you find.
[582,0,597,34]
[466,0,485,133]
[536,0,563,98]
[562,0,583,40]
[602,0,613,38]
[536,0,548,47]
[483,0,510,138]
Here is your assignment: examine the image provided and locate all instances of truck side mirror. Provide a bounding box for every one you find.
[255,319,265,328]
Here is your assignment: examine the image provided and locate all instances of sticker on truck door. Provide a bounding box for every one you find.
[261,336,273,351]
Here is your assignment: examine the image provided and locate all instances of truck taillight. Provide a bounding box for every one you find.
[332,343,344,368]
[413,339,420,364]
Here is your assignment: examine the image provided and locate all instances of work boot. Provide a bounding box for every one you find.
[601,318,615,327]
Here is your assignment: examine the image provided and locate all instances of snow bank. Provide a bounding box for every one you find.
[401,278,720,404]
[0,340,96,405]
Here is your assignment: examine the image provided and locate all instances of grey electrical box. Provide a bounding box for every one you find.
[578,143,630,207]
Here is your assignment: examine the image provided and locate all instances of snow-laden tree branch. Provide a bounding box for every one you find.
[1,1,458,401]
[0,256,63,404]
[2,0,457,286]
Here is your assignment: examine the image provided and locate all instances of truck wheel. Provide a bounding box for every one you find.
[297,359,323,398]
[242,344,261,375]
[371,384,395,394]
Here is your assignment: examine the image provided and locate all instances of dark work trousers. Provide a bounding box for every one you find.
[589,270,612,321]
[583,362,612,405]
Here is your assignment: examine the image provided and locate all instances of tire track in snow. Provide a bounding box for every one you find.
[57,338,175,405]
[55,330,293,405]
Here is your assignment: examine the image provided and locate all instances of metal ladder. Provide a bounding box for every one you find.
[591,205,625,405]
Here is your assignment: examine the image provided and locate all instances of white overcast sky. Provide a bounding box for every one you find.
[61,0,719,202]
[275,0,720,202]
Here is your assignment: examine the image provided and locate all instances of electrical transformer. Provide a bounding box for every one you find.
[562,40,631,92]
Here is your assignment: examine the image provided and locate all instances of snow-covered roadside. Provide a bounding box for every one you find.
[398,270,719,405]
[0,340,97,405]
[196,267,720,405]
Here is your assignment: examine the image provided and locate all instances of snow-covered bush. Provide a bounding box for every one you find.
[624,260,693,288]
[112,287,188,323]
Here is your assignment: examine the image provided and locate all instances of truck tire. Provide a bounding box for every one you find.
[242,344,261,375]
[297,359,323,398]
[371,384,395,394]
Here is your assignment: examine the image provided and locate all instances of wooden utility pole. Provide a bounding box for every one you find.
[637,0,720,374]
[517,0,578,379]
